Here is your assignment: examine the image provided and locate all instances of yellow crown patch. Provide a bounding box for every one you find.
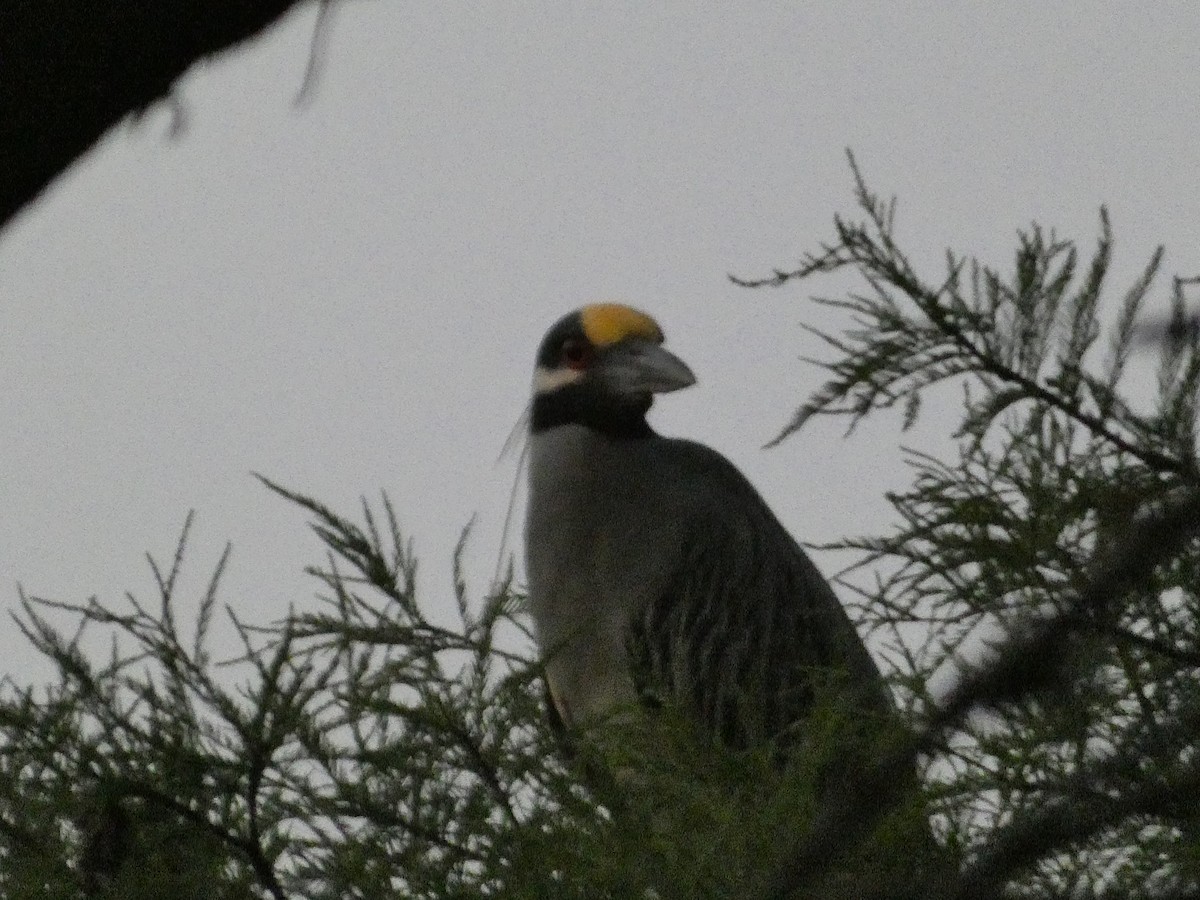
[579,303,663,347]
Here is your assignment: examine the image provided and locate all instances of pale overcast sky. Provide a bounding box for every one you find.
[2,3,1198,680]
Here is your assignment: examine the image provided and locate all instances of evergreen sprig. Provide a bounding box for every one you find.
[3,160,1199,898]
[736,155,1200,897]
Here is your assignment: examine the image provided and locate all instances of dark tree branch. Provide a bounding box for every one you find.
[0,0,312,232]
[116,779,288,900]
[766,486,1200,900]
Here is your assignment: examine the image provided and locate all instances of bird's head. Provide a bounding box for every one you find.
[531,304,696,436]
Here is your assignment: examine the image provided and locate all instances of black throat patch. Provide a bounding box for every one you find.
[531,384,655,438]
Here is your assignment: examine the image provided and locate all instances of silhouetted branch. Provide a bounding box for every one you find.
[0,0,312,230]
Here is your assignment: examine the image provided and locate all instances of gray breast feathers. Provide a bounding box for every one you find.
[526,428,886,744]
[525,425,688,727]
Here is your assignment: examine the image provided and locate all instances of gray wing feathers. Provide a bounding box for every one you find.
[628,445,888,749]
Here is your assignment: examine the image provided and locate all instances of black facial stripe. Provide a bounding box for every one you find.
[535,311,587,369]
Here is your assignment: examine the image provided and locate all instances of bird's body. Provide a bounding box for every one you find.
[524,304,889,750]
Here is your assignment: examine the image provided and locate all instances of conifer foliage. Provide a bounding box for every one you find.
[739,156,1200,899]
[2,162,1198,898]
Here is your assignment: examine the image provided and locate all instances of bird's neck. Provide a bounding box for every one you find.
[530,389,655,438]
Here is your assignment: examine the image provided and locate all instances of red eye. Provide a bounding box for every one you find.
[562,339,592,369]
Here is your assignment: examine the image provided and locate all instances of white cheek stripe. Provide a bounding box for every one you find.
[533,365,582,394]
